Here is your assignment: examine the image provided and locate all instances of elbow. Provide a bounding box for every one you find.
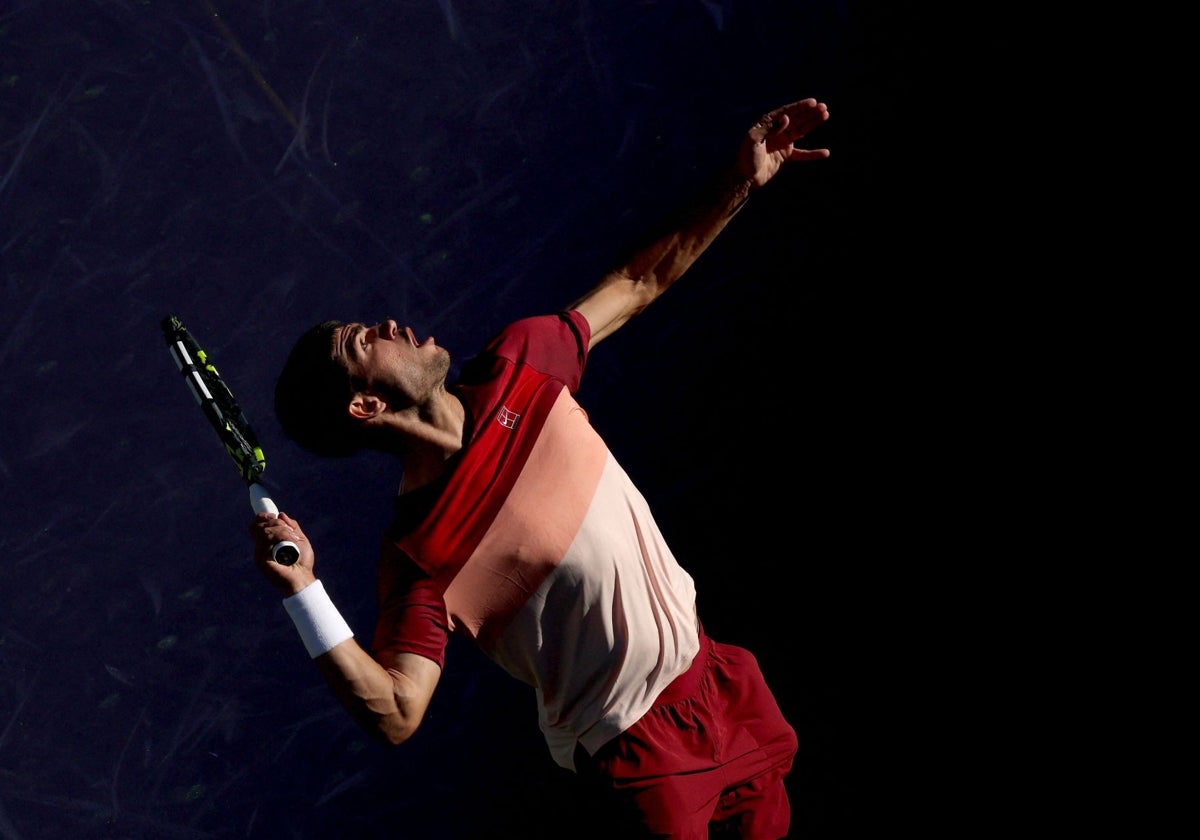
[357,716,415,748]
[380,731,405,748]
[359,701,425,748]
[323,650,439,748]
[338,692,426,747]
[377,715,422,747]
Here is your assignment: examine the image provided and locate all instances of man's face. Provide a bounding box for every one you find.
[333,319,451,408]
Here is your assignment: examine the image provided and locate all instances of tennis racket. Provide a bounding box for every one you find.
[162,315,300,565]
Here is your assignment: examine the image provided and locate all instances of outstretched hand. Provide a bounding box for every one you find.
[739,98,830,188]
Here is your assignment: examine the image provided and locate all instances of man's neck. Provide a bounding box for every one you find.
[398,391,466,494]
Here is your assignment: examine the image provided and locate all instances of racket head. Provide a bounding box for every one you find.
[162,315,267,485]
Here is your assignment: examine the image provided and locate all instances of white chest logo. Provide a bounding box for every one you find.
[496,406,521,429]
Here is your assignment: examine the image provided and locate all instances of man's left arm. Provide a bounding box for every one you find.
[571,97,830,350]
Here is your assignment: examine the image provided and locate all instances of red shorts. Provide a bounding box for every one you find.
[575,630,798,839]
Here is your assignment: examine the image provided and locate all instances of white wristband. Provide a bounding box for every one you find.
[282,580,354,658]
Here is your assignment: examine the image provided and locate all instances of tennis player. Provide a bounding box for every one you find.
[249,96,830,838]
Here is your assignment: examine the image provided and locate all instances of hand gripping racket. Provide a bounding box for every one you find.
[162,315,300,565]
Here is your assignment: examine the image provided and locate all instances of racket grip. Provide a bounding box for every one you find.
[248,483,301,566]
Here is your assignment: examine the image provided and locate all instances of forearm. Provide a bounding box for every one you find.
[314,642,436,746]
[281,578,438,746]
[573,98,829,345]
[618,169,754,295]
[574,170,754,345]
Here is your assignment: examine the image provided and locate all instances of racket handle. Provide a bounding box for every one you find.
[248,483,301,566]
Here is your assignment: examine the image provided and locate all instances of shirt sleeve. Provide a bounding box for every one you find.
[464,311,591,394]
[372,542,450,669]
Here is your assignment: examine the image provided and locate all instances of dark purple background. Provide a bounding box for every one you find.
[1,2,917,837]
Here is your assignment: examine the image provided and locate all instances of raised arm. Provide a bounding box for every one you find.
[570,97,830,349]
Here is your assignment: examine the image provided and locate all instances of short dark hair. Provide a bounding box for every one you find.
[274,320,363,458]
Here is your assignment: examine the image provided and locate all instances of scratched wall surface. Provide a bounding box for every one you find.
[1,2,911,837]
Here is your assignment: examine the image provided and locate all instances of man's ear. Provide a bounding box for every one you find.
[348,392,385,421]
